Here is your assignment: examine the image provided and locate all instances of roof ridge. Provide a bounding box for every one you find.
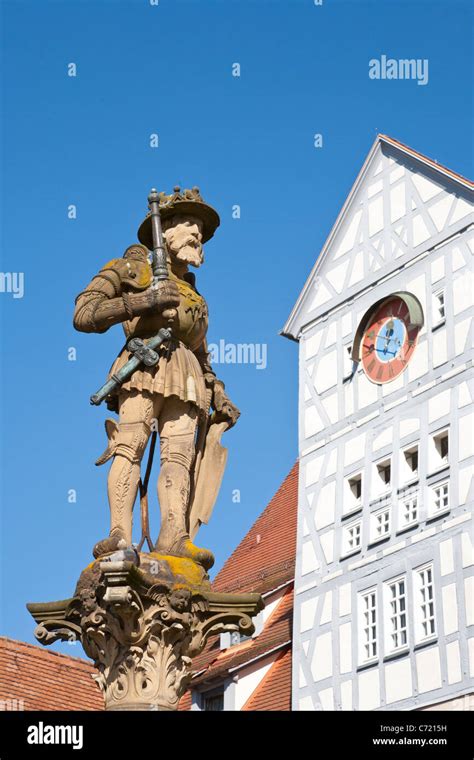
[213,563,294,594]
[282,133,473,340]
[379,134,474,188]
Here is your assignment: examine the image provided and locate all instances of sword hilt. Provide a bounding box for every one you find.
[89,328,172,406]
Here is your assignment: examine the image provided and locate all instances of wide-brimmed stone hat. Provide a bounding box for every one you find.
[137,186,220,247]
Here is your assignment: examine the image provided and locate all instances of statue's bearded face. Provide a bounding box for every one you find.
[163,215,204,268]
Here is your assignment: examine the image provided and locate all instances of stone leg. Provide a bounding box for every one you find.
[154,397,197,550]
[154,397,214,568]
[107,390,155,544]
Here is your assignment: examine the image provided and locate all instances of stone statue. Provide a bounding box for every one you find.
[73,186,240,569]
[28,187,262,712]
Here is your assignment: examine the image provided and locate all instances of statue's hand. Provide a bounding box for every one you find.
[212,381,240,428]
[123,280,180,318]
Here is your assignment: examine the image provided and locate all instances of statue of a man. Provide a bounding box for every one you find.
[73,187,239,569]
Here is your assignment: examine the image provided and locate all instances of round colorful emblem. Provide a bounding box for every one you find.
[360,296,420,384]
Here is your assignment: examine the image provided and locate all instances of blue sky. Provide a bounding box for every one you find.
[0,0,472,655]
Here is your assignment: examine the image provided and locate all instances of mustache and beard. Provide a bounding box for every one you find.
[165,233,204,268]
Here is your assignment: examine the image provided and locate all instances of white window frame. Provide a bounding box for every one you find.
[342,519,362,556]
[370,506,391,543]
[400,443,419,483]
[344,472,363,516]
[192,684,227,711]
[220,627,255,649]
[433,288,446,326]
[429,480,450,517]
[384,576,409,654]
[428,427,449,475]
[434,429,449,464]
[358,588,378,664]
[398,491,419,530]
[202,690,225,711]
[413,563,437,644]
[374,457,391,497]
[230,631,241,646]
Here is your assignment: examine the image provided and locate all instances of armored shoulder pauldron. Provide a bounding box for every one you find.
[102,244,153,291]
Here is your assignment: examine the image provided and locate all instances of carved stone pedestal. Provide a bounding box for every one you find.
[27,548,262,711]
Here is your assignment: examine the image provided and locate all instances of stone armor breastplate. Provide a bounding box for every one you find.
[122,269,208,352]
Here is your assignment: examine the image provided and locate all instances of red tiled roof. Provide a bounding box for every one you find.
[212,462,298,595]
[0,637,104,711]
[191,587,293,686]
[178,463,298,708]
[178,689,193,711]
[242,647,292,711]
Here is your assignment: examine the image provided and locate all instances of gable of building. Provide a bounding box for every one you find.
[289,137,474,713]
[283,135,473,339]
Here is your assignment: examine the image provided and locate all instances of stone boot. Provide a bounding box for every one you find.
[154,533,215,571]
[93,535,124,560]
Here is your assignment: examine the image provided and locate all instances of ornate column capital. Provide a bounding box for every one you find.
[28,549,262,711]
